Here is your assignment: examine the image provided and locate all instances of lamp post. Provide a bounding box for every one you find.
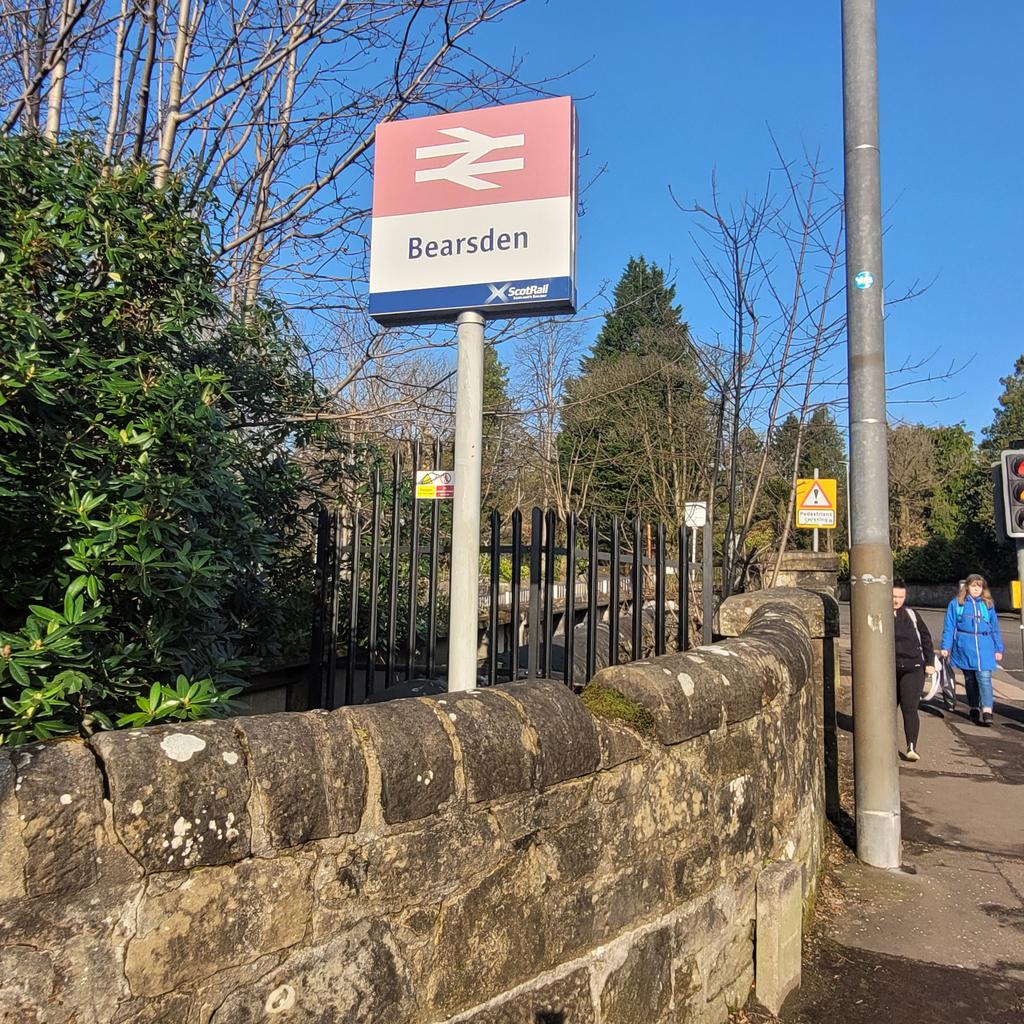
[842,0,901,868]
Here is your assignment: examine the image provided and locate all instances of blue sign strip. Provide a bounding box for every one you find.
[369,276,575,323]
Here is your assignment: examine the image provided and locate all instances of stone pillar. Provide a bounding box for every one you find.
[763,551,840,600]
[755,860,804,1015]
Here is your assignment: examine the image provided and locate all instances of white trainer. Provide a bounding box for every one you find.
[906,743,920,762]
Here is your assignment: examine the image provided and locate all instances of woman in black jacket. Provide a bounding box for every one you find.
[892,578,935,762]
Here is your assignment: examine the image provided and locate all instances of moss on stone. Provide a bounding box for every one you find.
[581,684,656,737]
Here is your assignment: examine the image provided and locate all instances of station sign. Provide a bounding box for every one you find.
[369,97,577,324]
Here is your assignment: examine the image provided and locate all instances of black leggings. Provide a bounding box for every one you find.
[896,667,925,746]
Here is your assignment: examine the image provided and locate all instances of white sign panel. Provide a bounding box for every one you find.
[684,502,707,529]
[369,97,577,324]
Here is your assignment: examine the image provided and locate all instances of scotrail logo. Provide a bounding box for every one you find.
[486,282,550,304]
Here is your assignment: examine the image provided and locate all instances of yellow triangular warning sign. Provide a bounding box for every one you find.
[800,482,833,509]
[796,477,837,528]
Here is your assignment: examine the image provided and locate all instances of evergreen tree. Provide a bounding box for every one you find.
[481,345,518,512]
[559,257,710,524]
[800,408,847,482]
[928,424,978,540]
[482,345,511,441]
[982,354,1024,454]
[584,256,685,368]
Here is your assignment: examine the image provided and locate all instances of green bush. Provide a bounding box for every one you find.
[837,550,850,582]
[893,532,1014,587]
[0,135,337,744]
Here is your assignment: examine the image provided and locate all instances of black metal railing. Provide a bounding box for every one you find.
[307,445,706,709]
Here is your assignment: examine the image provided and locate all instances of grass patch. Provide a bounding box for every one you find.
[581,683,656,736]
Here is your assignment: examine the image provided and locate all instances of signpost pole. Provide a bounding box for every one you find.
[447,311,485,692]
[702,522,714,645]
[813,468,820,553]
[1017,541,1024,677]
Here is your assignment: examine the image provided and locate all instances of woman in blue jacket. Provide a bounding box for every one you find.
[940,573,1004,726]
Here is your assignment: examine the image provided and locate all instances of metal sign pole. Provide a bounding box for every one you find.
[447,311,485,692]
[813,467,820,553]
[702,523,714,645]
[1017,541,1024,675]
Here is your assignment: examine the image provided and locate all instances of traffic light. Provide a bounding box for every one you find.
[999,449,1024,539]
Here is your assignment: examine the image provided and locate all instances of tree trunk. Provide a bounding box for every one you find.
[43,0,75,140]
[153,0,193,187]
[103,0,135,162]
[132,0,159,163]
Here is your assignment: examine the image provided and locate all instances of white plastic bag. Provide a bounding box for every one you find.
[923,655,942,702]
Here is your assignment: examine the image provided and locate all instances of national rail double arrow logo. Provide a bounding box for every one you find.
[414,127,526,191]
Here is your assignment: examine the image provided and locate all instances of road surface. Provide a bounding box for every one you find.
[839,601,1024,682]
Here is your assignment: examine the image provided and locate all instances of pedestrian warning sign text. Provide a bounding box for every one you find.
[795,478,837,529]
[416,470,454,500]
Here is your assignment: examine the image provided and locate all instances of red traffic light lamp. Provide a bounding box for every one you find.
[999,449,1024,539]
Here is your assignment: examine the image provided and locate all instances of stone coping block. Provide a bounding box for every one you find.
[495,679,600,788]
[351,698,456,824]
[589,655,723,747]
[593,717,645,771]
[91,719,252,873]
[588,598,815,746]
[432,689,536,804]
[235,712,331,852]
[718,587,839,640]
[0,749,26,899]
[234,709,367,852]
[4,740,105,897]
[313,710,368,834]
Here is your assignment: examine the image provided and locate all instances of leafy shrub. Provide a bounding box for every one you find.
[837,551,850,582]
[893,531,1014,587]
[0,135,339,744]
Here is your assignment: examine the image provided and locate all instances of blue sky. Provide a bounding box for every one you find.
[481,0,1023,438]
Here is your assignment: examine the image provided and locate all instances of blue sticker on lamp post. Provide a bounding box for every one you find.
[854,271,874,289]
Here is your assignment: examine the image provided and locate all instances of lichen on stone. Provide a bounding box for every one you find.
[580,683,656,737]
[159,733,206,762]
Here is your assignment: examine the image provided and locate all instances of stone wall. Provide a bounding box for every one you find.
[838,580,1015,613]
[0,590,832,1024]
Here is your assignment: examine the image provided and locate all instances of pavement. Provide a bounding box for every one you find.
[741,611,1024,1024]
